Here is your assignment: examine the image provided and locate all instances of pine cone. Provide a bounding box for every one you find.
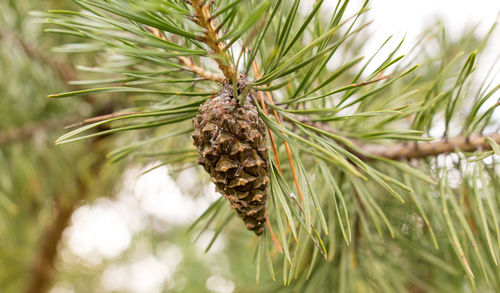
[192,80,269,235]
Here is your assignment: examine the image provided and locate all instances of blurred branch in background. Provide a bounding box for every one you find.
[0,27,100,148]
[26,196,79,293]
[0,118,74,147]
[25,135,110,293]
[366,133,500,160]
[0,2,121,293]
[0,28,82,90]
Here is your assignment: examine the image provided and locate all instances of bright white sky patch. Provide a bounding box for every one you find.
[65,203,132,262]
[100,251,179,293]
[349,0,500,87]
[64,165,219,265]
[122,165,198,224]
[206,275,235,293]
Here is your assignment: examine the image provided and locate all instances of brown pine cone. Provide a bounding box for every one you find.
[192,80,269,235]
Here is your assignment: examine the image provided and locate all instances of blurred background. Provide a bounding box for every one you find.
[0,0,499,292]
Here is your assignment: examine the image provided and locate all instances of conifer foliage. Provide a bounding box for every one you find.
[35,0,500,291]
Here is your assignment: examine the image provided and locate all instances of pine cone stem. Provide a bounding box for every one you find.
[190,0,237,81]
[145,26,225,83]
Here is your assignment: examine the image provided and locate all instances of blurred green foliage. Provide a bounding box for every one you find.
[0,1,121,292]
[1,1,500,293]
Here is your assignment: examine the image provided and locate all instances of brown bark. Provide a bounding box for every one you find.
[365,133,500,160]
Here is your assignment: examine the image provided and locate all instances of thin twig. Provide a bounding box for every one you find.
[351,74,391,88]
[266,215,283,253]
[64,111,143,129]
[145,26,225,83]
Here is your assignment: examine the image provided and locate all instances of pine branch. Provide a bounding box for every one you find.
[365,133,500,160]
[283,114,500,160]
[190,0,237,80]
[145,26,225,83]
